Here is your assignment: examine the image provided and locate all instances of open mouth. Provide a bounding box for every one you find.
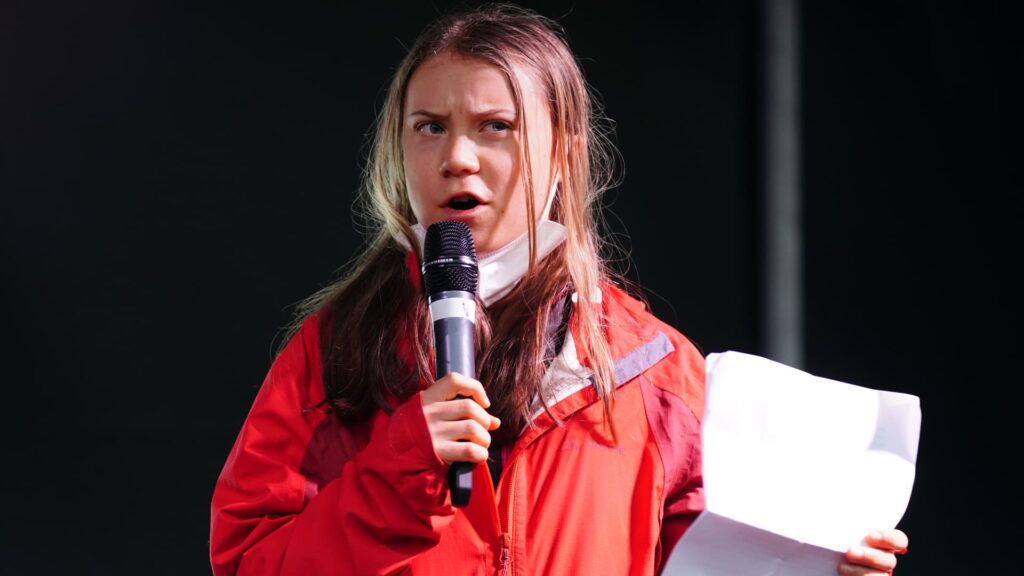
[447,195,481,211]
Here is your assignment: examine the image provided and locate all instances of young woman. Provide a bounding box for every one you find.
[210,5,908,575]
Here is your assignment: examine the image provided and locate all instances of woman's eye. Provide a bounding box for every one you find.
[484,121,511,132]
[416,122,444,135]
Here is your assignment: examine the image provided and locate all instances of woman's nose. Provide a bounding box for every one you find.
[440,135,479,176]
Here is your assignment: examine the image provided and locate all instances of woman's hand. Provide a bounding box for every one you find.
[837,529,909,575]
[421,371,501,465]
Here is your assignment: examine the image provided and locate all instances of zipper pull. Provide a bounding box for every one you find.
[500,533,511,576]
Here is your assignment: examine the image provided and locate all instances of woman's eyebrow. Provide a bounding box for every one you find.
[473,108,516,117]
[409,110,445,119]
[408,108,516,119]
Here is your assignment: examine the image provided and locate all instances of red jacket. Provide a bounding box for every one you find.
[210,282,705,575]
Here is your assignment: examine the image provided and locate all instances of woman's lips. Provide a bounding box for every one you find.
[440,203,485,219]
[440,193,485,219]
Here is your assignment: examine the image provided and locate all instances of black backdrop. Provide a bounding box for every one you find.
[2,1,1018,574]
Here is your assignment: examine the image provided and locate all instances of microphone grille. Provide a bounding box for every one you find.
[422,220,479,295]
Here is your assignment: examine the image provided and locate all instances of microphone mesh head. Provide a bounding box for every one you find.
[422,220,479,295]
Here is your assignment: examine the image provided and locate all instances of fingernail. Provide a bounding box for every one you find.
[870,530,883,540]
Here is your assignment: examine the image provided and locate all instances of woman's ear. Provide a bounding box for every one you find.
[541,133,583,221]
[542,167,560,221]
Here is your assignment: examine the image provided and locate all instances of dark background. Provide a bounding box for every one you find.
[2,1,1019,574]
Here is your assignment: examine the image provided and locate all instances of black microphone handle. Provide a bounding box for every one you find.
[433,316,476,380]
[432,309,476,508]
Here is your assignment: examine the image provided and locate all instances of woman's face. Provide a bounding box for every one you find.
[402,53,555,254]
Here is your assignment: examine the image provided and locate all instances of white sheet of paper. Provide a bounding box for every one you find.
[663,351,921,576]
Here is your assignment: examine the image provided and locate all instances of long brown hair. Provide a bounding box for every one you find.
[284,3,625,441]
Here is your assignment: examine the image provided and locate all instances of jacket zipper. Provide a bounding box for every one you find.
[497,456,520,575]
[500,533,511,576]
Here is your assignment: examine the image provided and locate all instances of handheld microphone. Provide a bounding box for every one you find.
[421,220,479,507]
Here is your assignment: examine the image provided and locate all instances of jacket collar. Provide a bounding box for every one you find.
[512,284,676,453]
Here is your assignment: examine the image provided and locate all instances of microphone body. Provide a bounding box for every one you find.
[421,221,479,507]
[429,291,477,381]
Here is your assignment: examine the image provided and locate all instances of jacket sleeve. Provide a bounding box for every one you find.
[651,331,707,575]
[657,440,704,574]
[209,315,455,576]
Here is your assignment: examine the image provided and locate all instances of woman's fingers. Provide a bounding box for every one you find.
[421,372,501,464]
[839,545,897,574]
[435,417,493,446]
[430,418,493,464]
[864,529,909,553]
[424,397,501,431]
[421,371,490,408]
[436,439,490,464]
[837,529,908,575]
[432,419,493,463]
